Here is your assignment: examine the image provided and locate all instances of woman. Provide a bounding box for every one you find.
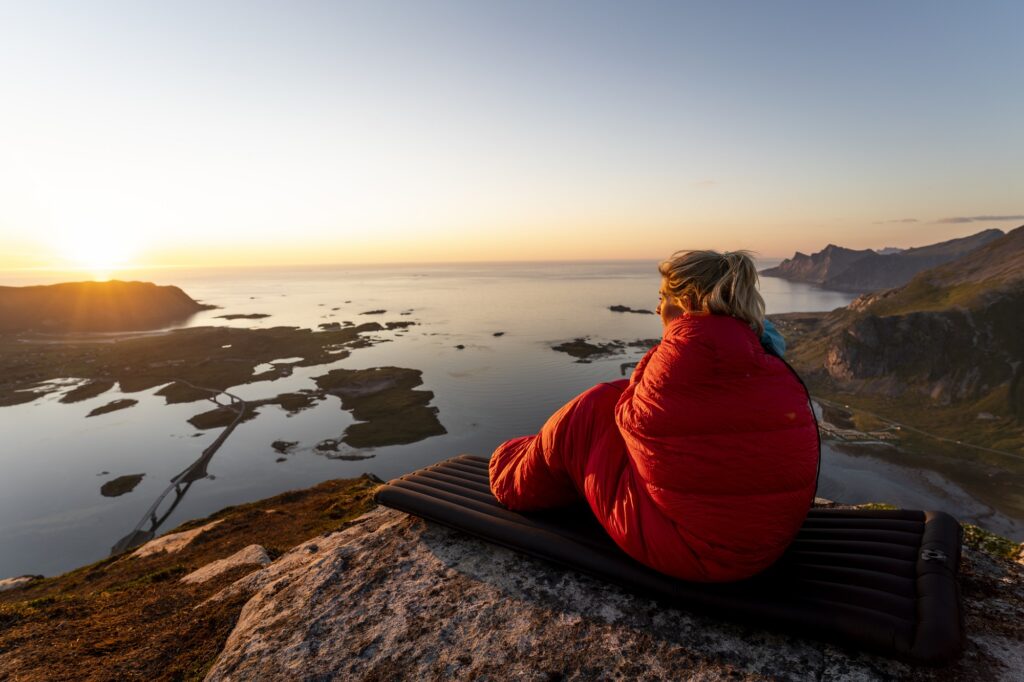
[488,250,820,582]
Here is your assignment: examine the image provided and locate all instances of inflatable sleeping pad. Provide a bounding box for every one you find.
[375,455,964,665]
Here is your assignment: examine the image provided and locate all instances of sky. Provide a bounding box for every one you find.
[1,1,1022,272]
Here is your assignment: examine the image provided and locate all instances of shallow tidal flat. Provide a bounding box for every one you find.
[0,322,445,450]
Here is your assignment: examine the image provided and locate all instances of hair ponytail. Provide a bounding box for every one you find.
[658,249,766,336]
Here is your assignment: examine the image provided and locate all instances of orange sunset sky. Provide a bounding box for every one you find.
[1,2,1021,275]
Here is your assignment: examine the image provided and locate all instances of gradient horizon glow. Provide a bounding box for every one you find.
[1,1,1022,274]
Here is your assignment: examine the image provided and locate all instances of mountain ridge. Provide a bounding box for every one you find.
[778,225,1024,455]
[762,229,1004,292]
[0,280,216,333]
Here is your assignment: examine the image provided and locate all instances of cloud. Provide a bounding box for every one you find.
[936,214,1024,224]
[691,180,718,189]
[873,218,919,224]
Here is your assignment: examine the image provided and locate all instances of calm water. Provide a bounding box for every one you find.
[0,261,1019,578]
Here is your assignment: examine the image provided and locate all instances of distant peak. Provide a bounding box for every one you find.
[976,228,1006,237]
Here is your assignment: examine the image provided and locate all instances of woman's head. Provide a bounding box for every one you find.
[656,249,766,335]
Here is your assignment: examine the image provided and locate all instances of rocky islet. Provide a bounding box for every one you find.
[552,337,659,362]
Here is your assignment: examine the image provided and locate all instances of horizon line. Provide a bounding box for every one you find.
[1,254,793,275]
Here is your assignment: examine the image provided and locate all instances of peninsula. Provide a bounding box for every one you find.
[0,279,445,450]
[0,280,217,333]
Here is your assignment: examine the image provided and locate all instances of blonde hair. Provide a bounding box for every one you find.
[658,249,766,336]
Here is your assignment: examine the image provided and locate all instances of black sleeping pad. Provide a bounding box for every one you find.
[375,454,964,665]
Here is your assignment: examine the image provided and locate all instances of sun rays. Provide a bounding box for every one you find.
[50,224,143,280]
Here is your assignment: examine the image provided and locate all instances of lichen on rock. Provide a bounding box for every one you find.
[203,507,1024,681]
[181,545,271,585]
[132,520,224,559]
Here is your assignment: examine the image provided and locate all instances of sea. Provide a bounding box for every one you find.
[1,260,1021,578]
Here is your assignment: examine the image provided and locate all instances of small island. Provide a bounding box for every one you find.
[552,337,659,361]
[86,398,138,418]
[99,474,145,498]
[609,305,654,315]
[214,313,271,320]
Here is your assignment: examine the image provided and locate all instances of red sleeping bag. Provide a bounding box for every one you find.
[489,312,820,582]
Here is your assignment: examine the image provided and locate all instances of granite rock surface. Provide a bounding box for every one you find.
[203,507,1024,681]
[181,544,272,585]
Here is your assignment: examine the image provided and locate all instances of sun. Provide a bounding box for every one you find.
[53,227,142,280]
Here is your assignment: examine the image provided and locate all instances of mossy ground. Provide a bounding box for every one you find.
[865,278,996,316]
[807,385,1024,466]
[962,523,1022,560]
[2,482,1019,680]
[774,311,1024,457]
[0,476,380,681]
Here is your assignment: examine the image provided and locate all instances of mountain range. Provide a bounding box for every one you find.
[761,229,1005,292]
[779,224,1024,453]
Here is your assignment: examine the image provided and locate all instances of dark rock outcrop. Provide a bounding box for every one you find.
[271,440,298,454]
[86,398,139,417]
[0,280,216,333]
[100,473,145,498]
[552,337,660,361]
[761,244,877,288]
[214,313,270,320]
[609,305,655,315]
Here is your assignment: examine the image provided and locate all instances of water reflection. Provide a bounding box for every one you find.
[818,440,1023,539]
[111,385,246,554]
[6,262,1020,579]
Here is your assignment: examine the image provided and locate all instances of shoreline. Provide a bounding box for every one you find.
[813,401,1024,540]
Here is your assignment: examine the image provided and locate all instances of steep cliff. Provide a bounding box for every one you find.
[780,226,1024,446]
[763,229,1004,293]
[760,244,876,287]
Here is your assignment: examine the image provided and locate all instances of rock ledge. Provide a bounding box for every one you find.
[204,508,1024,681]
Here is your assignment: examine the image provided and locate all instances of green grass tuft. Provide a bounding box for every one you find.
[962,524,1020,560]
[854,502,900,511]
